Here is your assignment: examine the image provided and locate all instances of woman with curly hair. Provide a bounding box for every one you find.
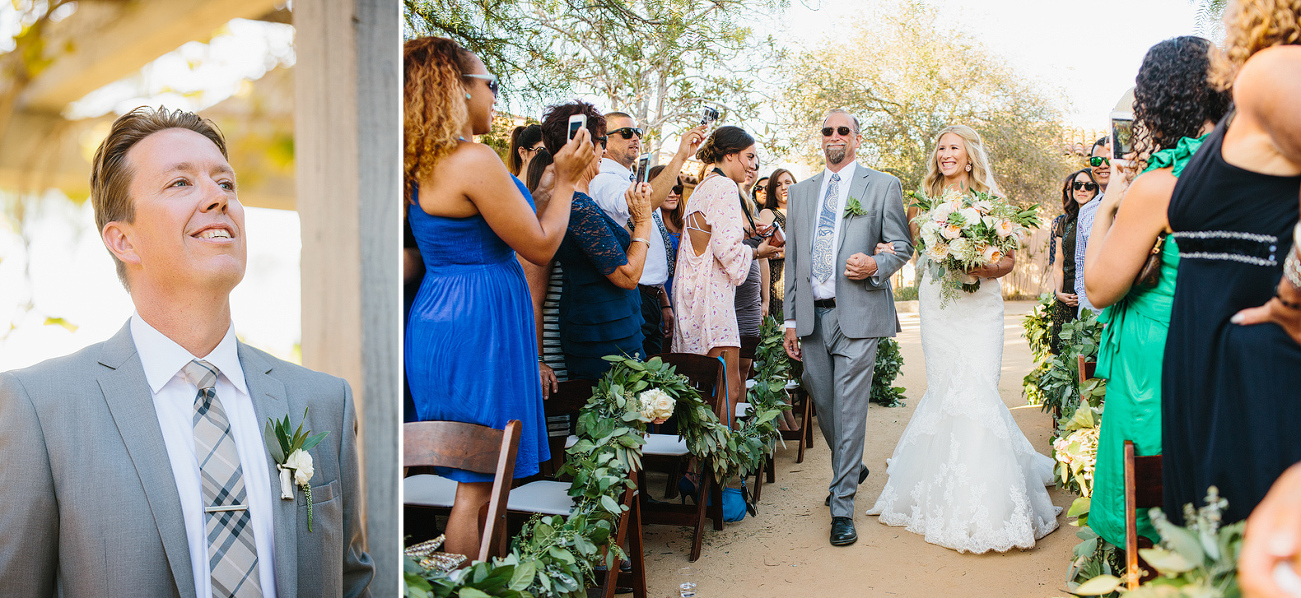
[402,36,594,557]
[1154,0,1301,533]
[1082,35,1231,550]
[673,125,778,414]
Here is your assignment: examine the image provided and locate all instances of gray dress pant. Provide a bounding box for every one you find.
[801,305,879,518]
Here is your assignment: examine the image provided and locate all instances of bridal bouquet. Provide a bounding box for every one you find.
[910,188,1040,305]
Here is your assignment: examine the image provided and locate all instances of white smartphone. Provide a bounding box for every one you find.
[1110,111,1135,167]
[567,114,586,141]
[636,154,651,183]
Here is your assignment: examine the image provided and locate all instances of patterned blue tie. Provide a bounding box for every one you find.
[812,173,841,283]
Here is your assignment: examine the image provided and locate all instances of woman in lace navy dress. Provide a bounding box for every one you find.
[537,101,655,381]
[1161,12,1301,525]
[402,37,594,557]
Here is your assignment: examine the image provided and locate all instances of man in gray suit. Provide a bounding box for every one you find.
[0,107,373,597]
[783,109,913,546]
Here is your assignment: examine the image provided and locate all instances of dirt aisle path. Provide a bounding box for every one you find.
[640,300,1076,598]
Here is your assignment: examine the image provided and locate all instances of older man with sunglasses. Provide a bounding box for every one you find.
[782,109,912,547]
[589,112,706,358]
[1076,137,1112,315]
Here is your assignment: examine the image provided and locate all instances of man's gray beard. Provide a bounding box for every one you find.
[824,147,847,165]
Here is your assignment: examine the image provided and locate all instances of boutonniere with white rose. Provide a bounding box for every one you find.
[265,408,329,531]
[843,197,869,218]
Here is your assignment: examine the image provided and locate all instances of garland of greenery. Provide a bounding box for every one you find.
[405,349,793,597]
[871,338,907,407]
[1022,295,1055,406]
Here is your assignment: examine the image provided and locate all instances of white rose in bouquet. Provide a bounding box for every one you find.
[958,207,982,227]
[949,237,974,262]
[995,219,1015,238]
[286,449,314,486]
[940,224,962,240]
[974,198,994,214]
[926,241,950,262]
[980,244,1004,265]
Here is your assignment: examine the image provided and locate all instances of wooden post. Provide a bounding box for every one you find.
[295,0,399,592]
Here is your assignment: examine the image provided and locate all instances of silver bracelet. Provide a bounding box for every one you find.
[631,237,650,246]
[1285,225,1301,289]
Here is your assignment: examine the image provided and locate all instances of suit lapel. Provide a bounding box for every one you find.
[238,344,297,598]
[803,171,825,254]
[838,165,873,255]
[96,323,198,598]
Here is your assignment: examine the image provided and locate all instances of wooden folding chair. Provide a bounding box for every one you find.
[502,380,647,598]
[1078,355,1097,386]
[644,352,727,562]
[749,379,811,503]
[403,420,522,563]
[1124,439,1163,590]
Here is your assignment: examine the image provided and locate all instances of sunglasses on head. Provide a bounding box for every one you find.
[462,73,500,98]
[1072,181,1098,192]
[1088,156,1110,167]
[610,127,643,140]
[821,126,854,137]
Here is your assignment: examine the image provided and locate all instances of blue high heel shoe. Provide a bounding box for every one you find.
[678,475,699,505]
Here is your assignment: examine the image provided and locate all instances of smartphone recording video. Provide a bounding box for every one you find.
[568,114,587,141]
[636,154,651,184]
[1110,111,1135,166]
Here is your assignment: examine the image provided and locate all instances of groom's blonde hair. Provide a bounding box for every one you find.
[923,125,992,199]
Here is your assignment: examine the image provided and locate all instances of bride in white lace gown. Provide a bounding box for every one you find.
[866,125,1061,553]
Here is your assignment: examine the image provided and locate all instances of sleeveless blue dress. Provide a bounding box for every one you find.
[405,176,549,481]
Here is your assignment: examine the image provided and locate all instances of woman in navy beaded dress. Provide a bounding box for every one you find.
[1160,14,1301,526]
[402,37,594,557]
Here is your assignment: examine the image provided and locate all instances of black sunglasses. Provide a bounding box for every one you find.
[594,135,608,148]
[670,183,684,195]
[821,126,854,137]
[1088,156,1110,167]
[1072,181,1098,192]
[462,73,499,98]
[610,127,643,139]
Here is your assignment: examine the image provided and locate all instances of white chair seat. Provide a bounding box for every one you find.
[784,380,800,390]
[403,473,457,508]
[642,433,690,456]
[735,402,753,419]
[507,480,575,516]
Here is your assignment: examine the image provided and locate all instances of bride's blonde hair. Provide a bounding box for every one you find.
[923,125,992,198]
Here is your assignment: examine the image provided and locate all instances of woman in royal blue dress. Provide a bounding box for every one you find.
[402,36,594,557]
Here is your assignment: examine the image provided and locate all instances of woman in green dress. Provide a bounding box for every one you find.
[1082,36,1231,548]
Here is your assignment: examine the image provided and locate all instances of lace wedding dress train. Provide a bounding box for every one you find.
[866,268,1061,553]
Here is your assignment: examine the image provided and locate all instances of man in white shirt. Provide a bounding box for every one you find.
[589,112,705,357]
[782,109,912,547]
[0,107,372,597]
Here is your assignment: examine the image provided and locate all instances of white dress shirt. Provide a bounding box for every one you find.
[786,161,858,329]
[131,314,278,598]
[590,157,669,286]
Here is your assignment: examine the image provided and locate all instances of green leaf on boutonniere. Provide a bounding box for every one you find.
[843,196,868,218]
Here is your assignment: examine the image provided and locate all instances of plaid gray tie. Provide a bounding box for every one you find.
[184,359,263,598]
[812,173,841,283]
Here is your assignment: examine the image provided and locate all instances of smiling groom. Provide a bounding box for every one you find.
[0,107,373,597]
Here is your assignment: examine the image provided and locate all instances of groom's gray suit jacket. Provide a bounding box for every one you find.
[783,163,914,336]
[0,322,374,598]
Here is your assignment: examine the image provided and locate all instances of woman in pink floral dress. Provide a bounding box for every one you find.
[672,125,778,414]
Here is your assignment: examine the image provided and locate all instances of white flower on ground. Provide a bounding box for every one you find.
[286,449,314,486]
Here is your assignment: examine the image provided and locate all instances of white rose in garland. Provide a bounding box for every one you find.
[638,388,675,424]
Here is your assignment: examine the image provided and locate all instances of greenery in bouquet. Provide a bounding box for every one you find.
[1070,488,1245,598]
[909,188,1040,305]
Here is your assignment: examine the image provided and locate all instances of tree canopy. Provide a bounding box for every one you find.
[780,1,1073,207]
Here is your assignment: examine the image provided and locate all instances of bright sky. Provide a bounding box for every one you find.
[1,17,300,370]
[777,0,1201,129]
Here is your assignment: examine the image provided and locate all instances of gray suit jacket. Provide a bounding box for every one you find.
[783,163,914,339]
[0,322,374,598]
